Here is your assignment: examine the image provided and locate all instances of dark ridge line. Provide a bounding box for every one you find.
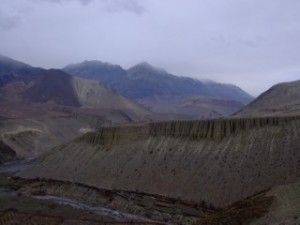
[12,176,274,212]
[11,176,206,211]
[78,115,300,144]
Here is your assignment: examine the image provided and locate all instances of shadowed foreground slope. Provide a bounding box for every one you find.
[20,116,300,209]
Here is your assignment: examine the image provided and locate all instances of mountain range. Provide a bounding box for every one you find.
[64,60,253,118]
[0,55,151,163]
[0,55,256,121]
[1,54,300,225]
[64,61,253,103]
[0,55,150,121]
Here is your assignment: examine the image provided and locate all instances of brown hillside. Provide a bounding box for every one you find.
[20,116,300,208]
[237,80,300,117]
[23,69,81,106]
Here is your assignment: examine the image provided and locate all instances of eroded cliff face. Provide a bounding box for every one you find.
[20,116,300,208]
[149,117,294,141]
[80,117,295,144]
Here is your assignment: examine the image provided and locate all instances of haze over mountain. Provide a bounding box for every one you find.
[64,61,253,103]
[0,55,150,119]
[2,0,300,96]
[237,80,300,117]
[1,0,300,224]
[64,60,253,118]
[0,54,41,86]
[0,55,151,163]
[0,54,254,122]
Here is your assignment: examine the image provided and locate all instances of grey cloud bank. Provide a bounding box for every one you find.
[0,9,20,30]
[33,0,145,14]
[1,0,300,96]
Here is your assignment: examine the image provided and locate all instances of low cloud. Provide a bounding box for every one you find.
[104,0,145,15]
[2,0,299,96]
[32,0,91,5]
[0,10,20,31]
[32,0,145,14]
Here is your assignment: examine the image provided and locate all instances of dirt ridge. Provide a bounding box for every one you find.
[80,116,299,145]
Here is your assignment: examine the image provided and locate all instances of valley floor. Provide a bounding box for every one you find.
[1,159,300,225]
[0,160,202,225]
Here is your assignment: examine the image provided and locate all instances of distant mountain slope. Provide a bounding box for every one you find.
[126,62,253,104]
[0,55,152,163]
[237,80,300,117]
[138,95,244,120]
[64,60,130,92]
[63,61,253,112]
[0,55,151,120]
[0,55,40,86]
[0,70,150,120]
[23,69,81,107]
[72,76,149,116]
[64,60,253,119]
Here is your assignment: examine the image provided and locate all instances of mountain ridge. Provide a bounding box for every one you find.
[0,54,41,86]
[64,60,253,104]
[64,60,253,118]
[0,55,152,163]
[237,79,300,116]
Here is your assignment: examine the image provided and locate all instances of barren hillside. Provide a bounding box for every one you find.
[20,116,300,209]
[237,80,300,117]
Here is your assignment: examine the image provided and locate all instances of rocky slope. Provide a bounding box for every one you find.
[237,80,300,117]
[20,116,300,210]
[0,117,94,161]
[72,76,149,117]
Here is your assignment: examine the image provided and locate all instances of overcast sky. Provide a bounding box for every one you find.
[1,0,300,96]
